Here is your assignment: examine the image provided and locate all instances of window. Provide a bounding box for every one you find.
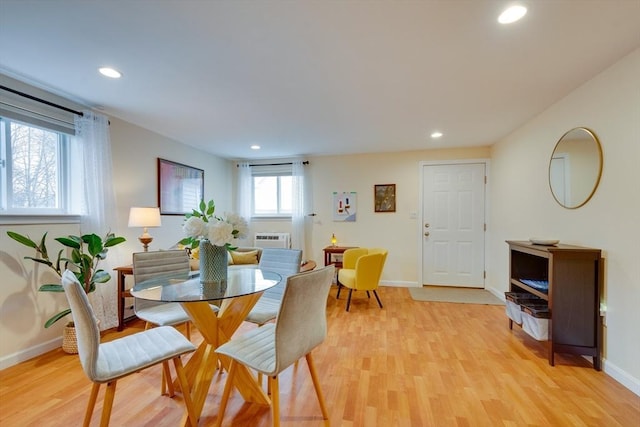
[1,117,75,215]
[252,166,292,217]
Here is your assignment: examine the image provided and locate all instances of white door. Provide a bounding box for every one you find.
[422,162,485,287]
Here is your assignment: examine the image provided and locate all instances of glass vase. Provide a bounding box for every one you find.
[199,239,228,283]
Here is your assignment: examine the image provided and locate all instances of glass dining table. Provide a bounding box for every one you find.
[131,267,282,426]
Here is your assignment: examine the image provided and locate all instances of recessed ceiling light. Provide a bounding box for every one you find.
[498,5,527,24]
[98,67,122,78]
[430,131,443,139]
[250,145,261,150]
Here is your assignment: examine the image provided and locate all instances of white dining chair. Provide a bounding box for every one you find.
[244,248,303,326]
[61,270,198,427]
[215,265,334,427]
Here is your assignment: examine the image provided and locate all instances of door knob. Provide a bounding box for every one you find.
[424,223,430,228]
[424,232,430,237]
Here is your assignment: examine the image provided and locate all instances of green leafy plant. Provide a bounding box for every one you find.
[7,231,126,328]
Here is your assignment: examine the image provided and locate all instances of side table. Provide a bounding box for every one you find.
[114,265,136,331]
[323,246,358,268]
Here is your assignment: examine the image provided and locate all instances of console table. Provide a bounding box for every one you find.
[114,265,136,331]
[506,240,602,370]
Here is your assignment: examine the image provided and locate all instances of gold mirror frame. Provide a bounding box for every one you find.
[548,127,603,209]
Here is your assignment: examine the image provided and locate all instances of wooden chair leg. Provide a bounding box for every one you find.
[162,361,175,396]
[373,290,383,308]
[215,360,238,427]
[173,356,198,427]
[269,375,280,427]
[346,289,353,311]
[100,380,117,427]
[84,383,101,427]
[336,282,342,299]
[305,353,329,420]
[185,322,191,341]
[366,291,371,298]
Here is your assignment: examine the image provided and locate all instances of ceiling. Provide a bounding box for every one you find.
[1,1,638,160]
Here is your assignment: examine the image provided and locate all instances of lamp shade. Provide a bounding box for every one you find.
[128,207,161,228]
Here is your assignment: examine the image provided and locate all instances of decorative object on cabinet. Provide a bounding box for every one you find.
[506,240,602,370]
[529,238,560,246]
[128,206,161,251]
[158,158,204,215]
[549,127,603,209]
[374,184,396,212]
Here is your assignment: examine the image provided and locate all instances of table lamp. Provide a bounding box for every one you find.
[128,207,161,251]
[331,233,337,246]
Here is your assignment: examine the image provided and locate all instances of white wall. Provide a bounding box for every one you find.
[489,49,640,393]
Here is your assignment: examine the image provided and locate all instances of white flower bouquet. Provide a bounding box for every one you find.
[180,199,248,249]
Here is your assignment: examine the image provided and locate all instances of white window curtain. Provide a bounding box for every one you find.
[237,162,252,244]
[74,111,120,330]
[291,159,310,256]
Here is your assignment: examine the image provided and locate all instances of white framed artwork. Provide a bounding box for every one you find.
[333,191,357,222]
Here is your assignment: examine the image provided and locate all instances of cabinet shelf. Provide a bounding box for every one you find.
[506,240,602,370]
[510,279,548,300]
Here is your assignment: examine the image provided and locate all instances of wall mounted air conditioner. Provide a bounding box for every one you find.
[254,232,290,249]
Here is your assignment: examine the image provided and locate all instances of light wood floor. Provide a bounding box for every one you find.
[1,286,638,426]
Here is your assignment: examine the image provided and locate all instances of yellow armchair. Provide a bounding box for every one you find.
[337,248,388,311]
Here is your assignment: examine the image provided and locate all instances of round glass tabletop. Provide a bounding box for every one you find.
[131,267,282,302]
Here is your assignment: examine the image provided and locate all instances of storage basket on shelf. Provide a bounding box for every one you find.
[504,292,543,325]
[520,303,550,341]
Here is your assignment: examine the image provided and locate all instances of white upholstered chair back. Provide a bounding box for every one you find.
[133,250,190,312]
[61,270,101,381]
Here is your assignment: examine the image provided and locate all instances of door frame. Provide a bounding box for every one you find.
[417,159,491,288]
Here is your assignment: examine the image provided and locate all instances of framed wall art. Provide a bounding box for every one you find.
[374,184,396,213]
[157,158,204,215]
[333,191,357,222]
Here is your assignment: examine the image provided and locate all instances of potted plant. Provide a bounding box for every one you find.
[7,231,126,352]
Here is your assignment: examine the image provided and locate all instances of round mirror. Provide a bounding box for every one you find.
[549,127,602,209]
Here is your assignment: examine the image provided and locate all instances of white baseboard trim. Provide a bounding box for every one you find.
[380,280,419,288]
[602,358,640,396]
[0,336,62,371]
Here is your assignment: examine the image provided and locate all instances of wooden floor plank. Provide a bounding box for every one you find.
[1,286,638,426]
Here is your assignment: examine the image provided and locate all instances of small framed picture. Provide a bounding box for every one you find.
[374,184,396,213]
[158,158,204,215]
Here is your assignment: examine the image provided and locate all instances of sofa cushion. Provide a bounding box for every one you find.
[230,249,260,265]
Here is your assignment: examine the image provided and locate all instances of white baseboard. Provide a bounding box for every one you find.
[602,358,640,396]
[0,337,62,371]
[380,280,419,288]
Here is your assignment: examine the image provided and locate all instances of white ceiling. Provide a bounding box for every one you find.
[1,1,638,160]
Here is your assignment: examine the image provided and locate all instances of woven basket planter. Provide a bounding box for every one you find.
[62,322,78,354]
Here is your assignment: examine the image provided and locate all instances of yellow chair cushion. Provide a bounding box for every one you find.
[230,250,259,265]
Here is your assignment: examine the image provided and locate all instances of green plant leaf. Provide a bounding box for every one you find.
[104,236,126,247]
[39,284,64,292]
[44,309,71,328]
[56,236,81,249]
[84,234,103,257]
[24,256,54,269]
[38,232,49,259]
[6,231,37,248]
[93,270,111,283]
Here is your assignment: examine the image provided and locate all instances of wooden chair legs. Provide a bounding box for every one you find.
[83,357,196,427]
[217,356,328,427]
[306,353,329,421]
